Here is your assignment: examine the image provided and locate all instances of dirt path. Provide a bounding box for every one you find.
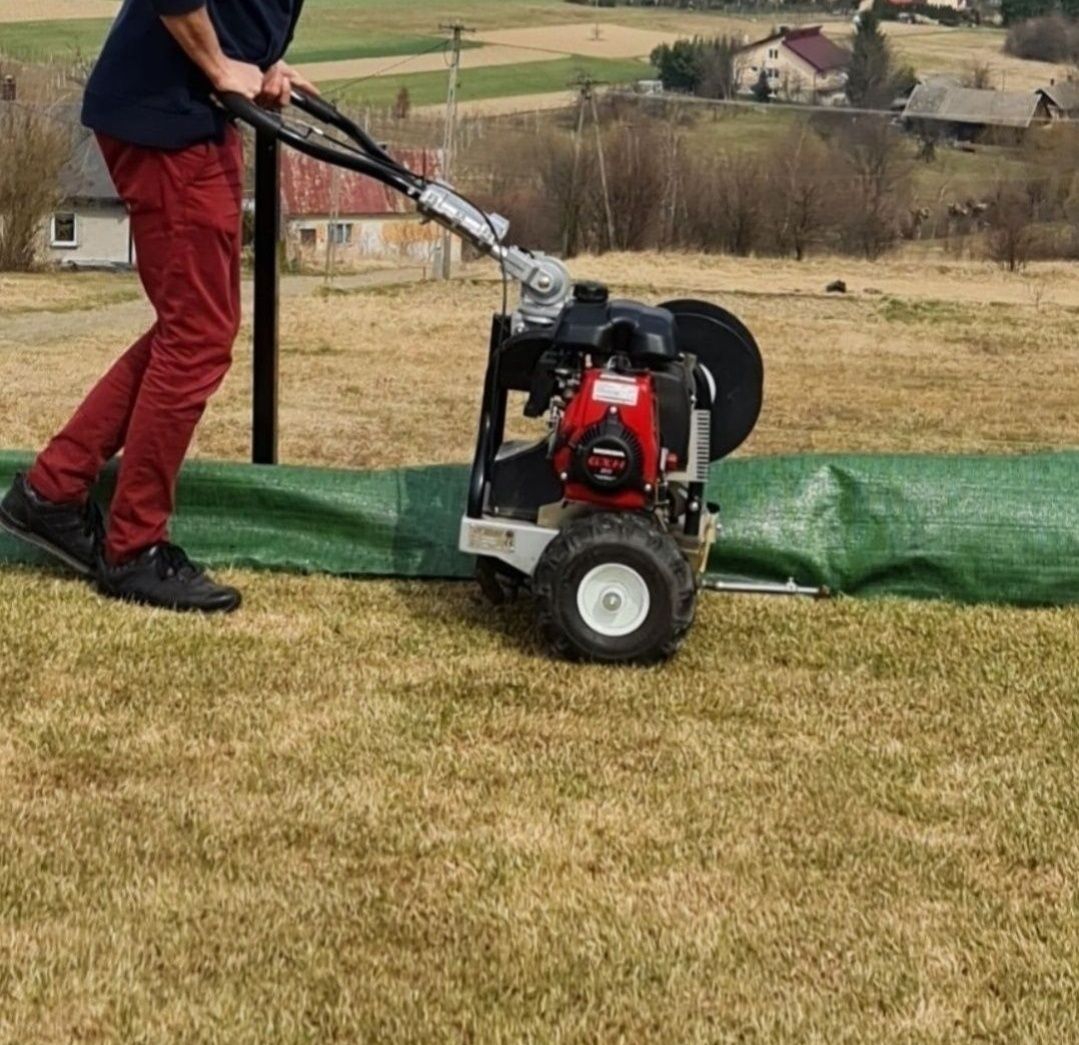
[0,0,117,22]
[299,22,668,85]
[415,90,576,118]
[472,24,678,60]
[0,268,426,348]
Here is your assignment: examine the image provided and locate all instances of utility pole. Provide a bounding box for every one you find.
[437,21,473,280]
[583,76,616,252]
[563,87,589,257]
[324,164,341,286]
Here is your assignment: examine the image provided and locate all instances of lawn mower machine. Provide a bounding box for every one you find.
[221,90,776,663]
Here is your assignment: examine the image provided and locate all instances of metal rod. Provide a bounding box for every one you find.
[702,578,832,599]
[252,126,281,466]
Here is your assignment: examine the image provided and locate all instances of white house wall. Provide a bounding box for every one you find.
[286,215,462,269]
[736,43,845,101]
[44,204,132,268]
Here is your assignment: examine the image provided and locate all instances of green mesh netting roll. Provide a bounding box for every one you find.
[2,450,1078,605]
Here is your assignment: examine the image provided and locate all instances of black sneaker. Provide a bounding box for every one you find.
[0,472,104,576]
[96,542,242,614]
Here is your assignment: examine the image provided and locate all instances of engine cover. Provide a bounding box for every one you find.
[553,369,660,511]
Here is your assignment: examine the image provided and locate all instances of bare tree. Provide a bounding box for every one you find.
[986,184,1034,271]
[0,101,70,271]
[536,127,594,257]
[595,120,671,251]
[765,123,829,260]
[961,60,993,89]
[664,150,764,257]
[832,118,911,259]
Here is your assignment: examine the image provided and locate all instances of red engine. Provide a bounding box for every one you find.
[552,368,661,511]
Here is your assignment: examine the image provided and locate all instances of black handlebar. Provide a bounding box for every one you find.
[216,89,424,201]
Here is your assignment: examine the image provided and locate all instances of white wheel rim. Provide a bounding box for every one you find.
[576,563,651,638]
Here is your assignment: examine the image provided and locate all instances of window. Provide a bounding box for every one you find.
[768,48,779,60]
[329,222,354,245]
[300,227,317,246]
[51,212,77,248]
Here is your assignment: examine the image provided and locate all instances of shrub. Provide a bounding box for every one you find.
[0,101,70,271]
[1004,14,1079,61]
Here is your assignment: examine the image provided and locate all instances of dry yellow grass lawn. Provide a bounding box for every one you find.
[473,23,679,60]
[5,252,1078,466]
[0,272,140,316]
[3,252,1079,1041]
[881,23,1072,93]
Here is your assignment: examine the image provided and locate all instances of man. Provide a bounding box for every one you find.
[0,0,313,613]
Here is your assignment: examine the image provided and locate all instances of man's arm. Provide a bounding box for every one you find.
[155,1,263,100]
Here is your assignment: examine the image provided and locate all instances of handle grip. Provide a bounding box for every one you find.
[216,91,282,136]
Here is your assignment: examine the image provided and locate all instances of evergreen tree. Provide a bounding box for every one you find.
[650,39,702,92]
[751,69,773,104]
[846,11,895,108]
[1000,0,1056,24]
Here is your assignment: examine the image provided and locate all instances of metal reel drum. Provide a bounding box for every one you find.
[661,299,764,461]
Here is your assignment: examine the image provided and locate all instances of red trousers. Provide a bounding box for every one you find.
[29,129,244,565]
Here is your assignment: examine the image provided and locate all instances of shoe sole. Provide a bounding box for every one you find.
[0,504,93,577]
[96,584,243,615]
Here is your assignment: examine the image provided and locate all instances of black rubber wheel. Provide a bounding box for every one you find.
[533,513,697,664]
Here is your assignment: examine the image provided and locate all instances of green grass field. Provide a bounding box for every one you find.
[0,0,629,62]
[0,17,471,65]
[325,56,651,109]
[0,17,110,61]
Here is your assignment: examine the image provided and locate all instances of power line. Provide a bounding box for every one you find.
[607,89,903,119]
[323,38,452,101]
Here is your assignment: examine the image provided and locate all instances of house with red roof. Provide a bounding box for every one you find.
[280,146,459,271]
[735,26,851,103]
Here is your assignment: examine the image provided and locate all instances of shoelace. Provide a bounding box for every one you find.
[155,542,201,581]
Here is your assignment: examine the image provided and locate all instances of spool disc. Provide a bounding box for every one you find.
[661,299,764,461]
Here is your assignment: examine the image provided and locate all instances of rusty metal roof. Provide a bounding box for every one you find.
[281,147,444,218]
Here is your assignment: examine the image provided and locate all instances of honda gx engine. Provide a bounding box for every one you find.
[462,280,764,663]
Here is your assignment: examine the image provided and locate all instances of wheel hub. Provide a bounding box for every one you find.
[577,563,651,638]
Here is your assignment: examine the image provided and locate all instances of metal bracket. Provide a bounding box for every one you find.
[702,577,832,599]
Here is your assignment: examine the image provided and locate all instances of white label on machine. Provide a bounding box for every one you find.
[592,376,639,407]
[467,523,515,554]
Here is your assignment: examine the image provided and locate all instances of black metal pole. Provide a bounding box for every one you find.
[252,127,281,465]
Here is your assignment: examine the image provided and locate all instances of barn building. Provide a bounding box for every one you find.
[280,147,460,272]
[901,84,1053,143]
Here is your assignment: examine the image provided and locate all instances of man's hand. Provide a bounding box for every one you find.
[211,57,264,100]
[259,61,321,108]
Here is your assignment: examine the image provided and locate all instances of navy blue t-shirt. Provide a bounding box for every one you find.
[83,0,303,150]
